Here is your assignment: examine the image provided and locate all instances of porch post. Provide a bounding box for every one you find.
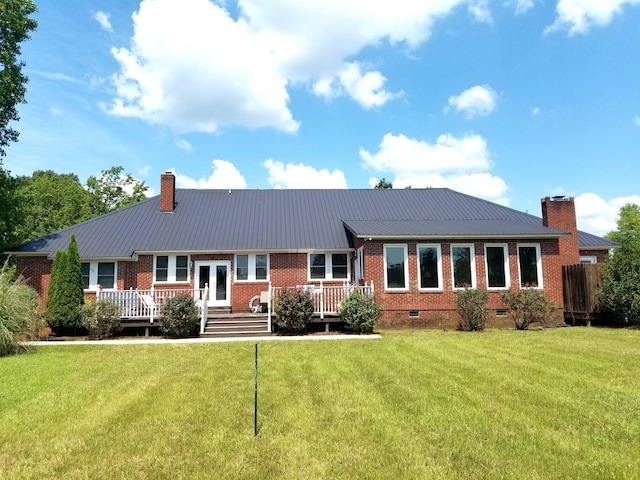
[320,281,324,320]
[150,284,155,324]
[267,282,272,333]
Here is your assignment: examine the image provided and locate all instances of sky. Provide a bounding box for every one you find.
[5,0,640,237]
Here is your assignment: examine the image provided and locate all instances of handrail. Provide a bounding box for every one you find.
[200,283,209,334]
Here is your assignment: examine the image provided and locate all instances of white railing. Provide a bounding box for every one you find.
[200,284,209,335]
[97,286,208,323]
[269,280,374,321]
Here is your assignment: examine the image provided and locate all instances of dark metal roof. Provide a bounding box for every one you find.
[6,188,607,259]
[577,230,619,249]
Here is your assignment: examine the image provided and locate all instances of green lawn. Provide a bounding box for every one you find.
[1,328,639,479]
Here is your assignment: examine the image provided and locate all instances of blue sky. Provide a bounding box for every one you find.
[6,0,640,236]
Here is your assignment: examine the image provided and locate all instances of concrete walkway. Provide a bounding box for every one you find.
[28,334,382,346]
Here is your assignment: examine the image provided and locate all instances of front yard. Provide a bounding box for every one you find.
[1,328,639,479]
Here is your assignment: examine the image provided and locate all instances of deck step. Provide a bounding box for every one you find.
[201,314,270,337]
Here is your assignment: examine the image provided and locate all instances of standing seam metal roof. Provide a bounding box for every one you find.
[7,188,607,259]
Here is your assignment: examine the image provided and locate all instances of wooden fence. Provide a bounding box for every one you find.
[562,263,601,325]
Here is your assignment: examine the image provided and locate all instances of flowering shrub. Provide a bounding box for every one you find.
[501,288,556,330]
[80,300,121,339]
[273,288,314,335]
[455,287,489,331]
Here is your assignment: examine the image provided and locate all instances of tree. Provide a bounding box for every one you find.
[0,0,38,158]
[46,235,84,334]
[15,170,93,243]
[374,178,393,189]
[597,203,640,326]
[85,166,149,216]
[0,168,23,252]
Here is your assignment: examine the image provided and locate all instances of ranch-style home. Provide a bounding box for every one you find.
[7,172,617,335]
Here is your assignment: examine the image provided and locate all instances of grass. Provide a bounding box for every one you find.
[0,328,639,479]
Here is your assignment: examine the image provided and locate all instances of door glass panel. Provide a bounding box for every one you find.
[198,266,210,299]
[216,265,227,301]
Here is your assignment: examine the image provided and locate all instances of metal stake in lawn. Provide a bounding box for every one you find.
[254,343,259,437]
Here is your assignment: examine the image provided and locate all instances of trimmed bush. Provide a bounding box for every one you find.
[501,288,556,330]
[81,300,122,339]
[160,295,199,338]
[455,287,489,331]
[273,288,314,335]
[0,259,41,356]
[340,291,381,333]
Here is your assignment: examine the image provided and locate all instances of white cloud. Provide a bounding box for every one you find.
[263,160,347,188]
[94,11,113,32]
[575,192,640,236]
[507,0,535,15]
[175,139,193,152]
[107,0,467,133]
[532,106,541,116]
[172,160,247,189]
[545,0,640,35]
[31,70,76,82]
[468,0,493,24]
[359,132,510,204]
[634,115,640,127]
[447,85,498,118]
[139,165,152,177]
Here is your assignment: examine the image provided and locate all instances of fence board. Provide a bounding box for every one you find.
[562,264,601,322]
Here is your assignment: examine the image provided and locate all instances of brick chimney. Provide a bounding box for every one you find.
[160,172,175,212]
[541,196,579,264]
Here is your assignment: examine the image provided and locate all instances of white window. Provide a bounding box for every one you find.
[235,254,269,282]
[580,256,597,264]
[484,244,510,289]
[517,243,543,288]
[308,253,349,281]
[154,255,190,283]
[81,261,117,290]
[417,244,443,290]
[384,244,408,291]
[355,247,365,282]
[451,244,476,289]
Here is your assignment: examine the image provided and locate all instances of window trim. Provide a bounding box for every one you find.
[383,244,409,291]
[580,256,597,264]
[450,243,476,290]
[484,243,510,290]
[417,244,443,291]
[517,243,543,289]
[153,254,191,284]
[306,252,350,281]
[81,260,118,291]
[234,253,270,282]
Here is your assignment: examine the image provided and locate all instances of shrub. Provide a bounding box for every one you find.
[81,300,122,339]
[501,288,556,330]
[159,295,199,338]
[273,288,314,335]
[455,287,489,331]
[0,259,41,356]
[340,291,381,333]
[46,235,84,334]
[596,247,640,326]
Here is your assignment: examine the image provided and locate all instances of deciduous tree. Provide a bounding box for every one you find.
[85,166,149,216]
[0,0,38,158]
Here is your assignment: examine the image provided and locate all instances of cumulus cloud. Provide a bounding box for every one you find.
[545,0,640,35]
[94,11,113,31]
[468,0,493,24]
[264,160,347,188]
[175,139,193,152]
[359,132,510,204]
[508,0,535,15]
[172,160,247,189]
[447,85,498,118]
[107,0,467,133]
[575,192,640,236]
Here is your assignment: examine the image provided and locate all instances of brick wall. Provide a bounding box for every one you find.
[16,256,51,303]
[579,249,610,264]
[361,237,567,327]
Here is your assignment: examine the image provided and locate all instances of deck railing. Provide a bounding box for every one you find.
[97,287,208,323]
[270,281,374,320]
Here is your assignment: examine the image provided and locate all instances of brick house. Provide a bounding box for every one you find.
[7,172,618,332]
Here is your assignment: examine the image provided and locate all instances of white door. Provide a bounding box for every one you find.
[195,261,231,307]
